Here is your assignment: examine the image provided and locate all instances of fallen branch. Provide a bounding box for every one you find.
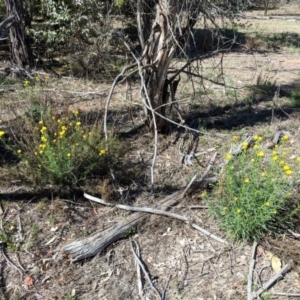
[272,292,300,297]
[85,193,228,245]
[62,190,185,261]
[254,260,294,299]
[247,241,258,300]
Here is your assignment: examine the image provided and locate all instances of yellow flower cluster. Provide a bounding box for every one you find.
[99,149,106,156]
[253,135,263,142]
[23,80,30,87]
[0,131,4,138]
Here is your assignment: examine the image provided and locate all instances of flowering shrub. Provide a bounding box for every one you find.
[1,109,123,188]
[205,134,299,241]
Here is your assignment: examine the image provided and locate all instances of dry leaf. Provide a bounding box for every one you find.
[266,251,282,273]
[24,276,34,286]
[257,246,264,256]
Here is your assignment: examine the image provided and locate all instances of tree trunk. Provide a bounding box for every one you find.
[141,0,178,132]
[264,0,269,16]
[5,0,32,68]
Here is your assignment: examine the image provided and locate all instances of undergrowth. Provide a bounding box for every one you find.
[205,134,300,242]
[0,97,125,189]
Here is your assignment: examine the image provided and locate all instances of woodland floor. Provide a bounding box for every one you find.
[1,6,300,300]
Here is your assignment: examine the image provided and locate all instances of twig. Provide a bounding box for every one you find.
[132,239,144,298]
[189,206,208,209]
[130,239,162,300]
[104,62,137,140]
[17,215,23,242]
[0,242,24,276]
[83,192,114,206]
[272,293,300,297]
[254,260,294,299]
[161,275,171,300]
[247,241,258,300]
[191,224,228,245]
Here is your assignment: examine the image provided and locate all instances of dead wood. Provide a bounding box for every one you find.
[62,190,185,261]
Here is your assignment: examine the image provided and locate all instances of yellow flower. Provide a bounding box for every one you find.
[34,152,38,155]
[40,126,47,133]
[236,208,241,213]
[275,144,278,148]
[232,135,239,142]
[17,149,22,154]
[39,144,46,149]
[67,153,71,157]
[286,170,292,176]
[76,121,81,126]
[53,139,57,143]
[244,178,249,183]
[201,192,207,197]
[272,150,277,156]
[52,116,55,120]
[283,165,290,171]
[233,197,238,201]
[281,135,289,141]
[253,135,259,141]
[38,120,43,125]
[273,156,278,161]
[41,136,47,142]
[73,110,79,116]
[225,153,232,160]
[61,125,67,131]
[39,150,43,155]
[0,131,4,137]
[280,160,285,165]
[253,145,259,150]
[242,142,248,149]
[83,135,87,140]
[265,202,270,207]
[296,157,300,162]
[99,149,106,156]
[57,119,61,123]
[273,210,277,214]
[59,130,65,137]
[35,77,40,82]
[261,172,266,177]
[251,158,255,163]
[223,207,227,211]
[257,136,263,142]
[257,151,264,157]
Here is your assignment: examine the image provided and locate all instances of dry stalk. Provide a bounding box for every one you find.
[130,239,162,300]
[247,241,258,300]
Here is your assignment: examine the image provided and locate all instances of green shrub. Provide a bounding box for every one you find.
[1,108,124,189]
[205,134,299,242]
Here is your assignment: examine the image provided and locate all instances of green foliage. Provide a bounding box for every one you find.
[205,134,299,242]
[1,103,125,189]
[288,84,300,107]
